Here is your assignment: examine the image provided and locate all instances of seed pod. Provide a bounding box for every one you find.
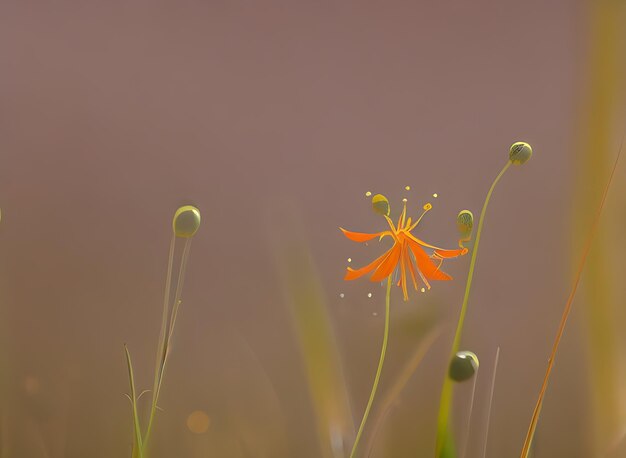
[456,210,474,237]
[173,205,201,238]
[371,194,390,216]
[509,142,532,165]
[449,351,479,382]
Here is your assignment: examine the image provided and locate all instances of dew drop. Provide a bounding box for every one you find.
[339,293,345,299]
[367,292,372,298]
[421,287,426,293]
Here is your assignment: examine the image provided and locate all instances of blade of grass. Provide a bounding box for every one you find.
[143,233,175,449]
[575,0,625,451]
[481,347,500,458]
[460,366,479,458]
[124,345,144,458]
[144,237,192,454]
[519,140,623,458]
[274,224,354,457]
[364,326,442,457]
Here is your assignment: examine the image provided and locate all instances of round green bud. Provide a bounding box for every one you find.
[173,205,201,238]
[456,210,473,236]
[509,142,532,165]
[449,350,479,382]
[371,194,390,216]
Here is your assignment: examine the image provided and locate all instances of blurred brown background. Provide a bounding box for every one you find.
[1,1,625,457]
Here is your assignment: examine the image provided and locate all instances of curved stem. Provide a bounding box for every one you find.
[435,161,511,457]
[350,276,392,458]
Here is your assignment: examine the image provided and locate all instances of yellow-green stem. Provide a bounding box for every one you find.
[143,237,191,455]
[124,345,144,458]
[141,234,175,455]
[435,161,511,457]
[350,276,392,458]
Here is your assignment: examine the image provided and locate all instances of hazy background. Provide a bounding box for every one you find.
[1,1,625,457]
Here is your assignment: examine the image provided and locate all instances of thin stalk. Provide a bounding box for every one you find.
[364,327,442,457]
[124,345,144,458]
[435,161,511,457]
[156,239,192,402]
[519,144,622,458]
[350,276,392,458]
[460,368,480,458]
[482,347,500,458]
[143,237,191,454]
[149,234,176,399]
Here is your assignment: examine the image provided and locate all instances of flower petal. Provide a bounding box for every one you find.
[371,243,402,282]
[404,232,448,252]
[405,244,419,290]
[408,239,452,281]
[340,228,385,243]
[399,244,409,300]
[433,247,469,259]
[344,249,393,281]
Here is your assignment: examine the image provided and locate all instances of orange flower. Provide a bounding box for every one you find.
[341,195,468,300]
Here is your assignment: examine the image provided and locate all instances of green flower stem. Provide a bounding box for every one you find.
[435,161,511,457]
[350,276,392,458]
[143,237,192,456]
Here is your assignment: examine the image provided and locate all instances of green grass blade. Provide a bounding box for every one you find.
[275,232,354,457]
[124,345,144,458]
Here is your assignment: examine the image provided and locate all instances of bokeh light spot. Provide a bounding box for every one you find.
[24,376,41,396]
[186,410,211,434]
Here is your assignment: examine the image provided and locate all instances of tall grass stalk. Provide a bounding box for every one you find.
[520,144,622,458]
[459,366,479,458]
[124,206,201,458]
[277,235,354,457]
[143,237,192,453]
[481,347,500,458]
[364,326,442,456]
[575,0,625,452]
[124,345,144,458]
